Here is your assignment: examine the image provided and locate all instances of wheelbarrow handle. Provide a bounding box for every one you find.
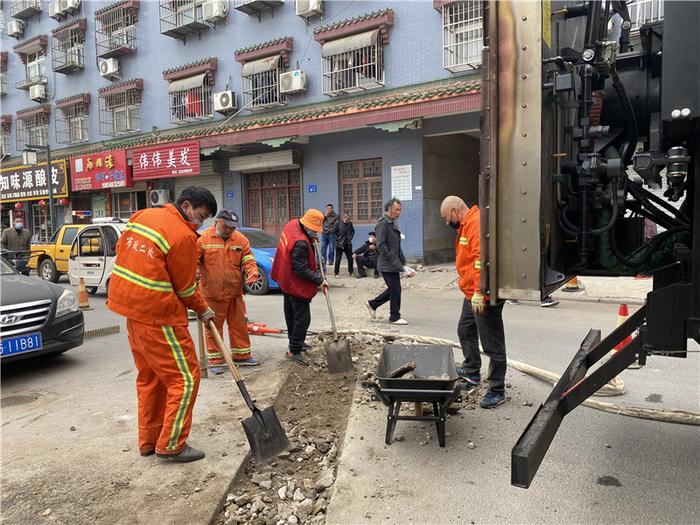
[312,239,339,339]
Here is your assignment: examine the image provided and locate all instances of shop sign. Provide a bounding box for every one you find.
[70,149,132,191]
[0,160,69,203]
[132,141,200,180]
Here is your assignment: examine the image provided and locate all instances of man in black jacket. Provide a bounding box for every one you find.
[1,216,32,275]
[333,213,355,276]
[353,232,379,278]
[320,204,338,269]
[366,198,408,325]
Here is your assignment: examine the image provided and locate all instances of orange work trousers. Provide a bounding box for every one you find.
[127,319,200,456]
[205,294,252,364]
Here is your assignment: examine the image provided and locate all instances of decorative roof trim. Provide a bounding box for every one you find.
[51,17,87,36]
[56,93,91,109]
[163,57,218,84]
[314,10,394,44]
[17,104,51,119]
[94,0,139,18]
[98,78,144,98]
[13,35,49,57]
[234,37,293,69]
[433,0,461,10]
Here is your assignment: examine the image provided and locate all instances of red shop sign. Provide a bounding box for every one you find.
[70,149,132,191]
[132,141,200,180]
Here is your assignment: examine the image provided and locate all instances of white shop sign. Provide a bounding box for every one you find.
[391,164,413,201]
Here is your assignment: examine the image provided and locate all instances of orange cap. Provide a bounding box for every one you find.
[299,209,324,233]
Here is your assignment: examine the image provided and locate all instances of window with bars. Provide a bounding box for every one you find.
[16,112,49,149]
[16,50,47,90]
[1,133,10,158]
[627,0,664,30]
[442,0,482,72]
[160,0,213,39]
[0,74,6,96]
[95,4,138,58]
[99,90,141,136]
[52,25,86,73]
[241,56,286,110]
[56,104,89,144]
[338,158,382,224]
[168,74,213,123]
[322,31,384,96]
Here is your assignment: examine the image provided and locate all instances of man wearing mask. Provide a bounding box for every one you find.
[198,209,261,373]
[271,209,328,367]
[107,186,217,462]
[366,198,408,325]
[440,195,507,409]
[353,231,379,279]
[333,213,355,277]
[2,216,32,275]
[320,204,338,269]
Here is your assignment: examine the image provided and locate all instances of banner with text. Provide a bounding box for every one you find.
[132,141,200,180]
[1,160,69,202]
[70,149,132,191]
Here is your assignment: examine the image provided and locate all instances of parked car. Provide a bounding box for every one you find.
[30,223,87,282]
[239,227,280,295]
[0,257,84,363]
[67,220,127,295]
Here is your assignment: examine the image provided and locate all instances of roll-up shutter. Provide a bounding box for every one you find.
[321,29,380,57]
[174,160,223,229]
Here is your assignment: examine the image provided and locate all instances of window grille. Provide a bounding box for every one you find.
[95,5,137,58]
[16,50,47,90]
[1,133,10,158]
[627,0,664,31]
[338,158,382,223]
[442,0,482,72]
[16,112,49,150]
[99,90,141,136]
[241,57,286,110]
[52,27,85,73]
[56,104,89,144]
[160,0,211,39]
[10,0,43,20]
[168,74,213,123]
[0,74,6,96]
[322,32,384,96]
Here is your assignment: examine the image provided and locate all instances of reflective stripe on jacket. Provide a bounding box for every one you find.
[456,205,483,300]
[270,220,319,300]
[107,203,207,326]
[197,226,258,302]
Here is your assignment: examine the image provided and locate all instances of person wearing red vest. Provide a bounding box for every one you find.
[440,195,508,409]
[108,186,217,462]
[271,209,327,366]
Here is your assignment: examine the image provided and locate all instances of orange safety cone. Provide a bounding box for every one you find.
[613,303,631,352]
[78,277,92,311]
[247,323,283,336]
[563,276,581,292]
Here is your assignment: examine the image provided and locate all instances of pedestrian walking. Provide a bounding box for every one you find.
[198,209,261,374]
[1,216,32,275]
[366,198,408,325]
[320,204,338,268]
[440,195,508,409]
[270,209,328,367]
[107,186,218,462]
[354,231,379,278]
[333,213,355,276]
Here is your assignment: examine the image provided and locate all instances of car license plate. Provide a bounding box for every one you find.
[0,333,43,357]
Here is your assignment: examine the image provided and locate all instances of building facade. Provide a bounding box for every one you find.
[3,0,484,260]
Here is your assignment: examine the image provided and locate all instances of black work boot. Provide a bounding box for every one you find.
[157,445,205,463]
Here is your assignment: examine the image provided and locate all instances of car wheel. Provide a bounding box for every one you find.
[244,267,269,295]
[39,259,59,283]
[86,286,98,295]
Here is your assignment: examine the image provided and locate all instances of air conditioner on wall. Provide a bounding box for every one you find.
[279,70,308,94]
[214,90,236,113]
[29,84,46,102]
[203,0,228,21]
[149,189,172,207]
[8,20,25,38]
[296,0,322,17]
[49,1,62,19]
[64,0,81,12]
[99,57,119,79]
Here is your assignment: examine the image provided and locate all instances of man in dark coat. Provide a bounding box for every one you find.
[353,231,379,278]
[333,213,355,276]
[320,204,338,268]
[2,216,32,275]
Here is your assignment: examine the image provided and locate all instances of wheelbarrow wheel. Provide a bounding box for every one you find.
[435,403,446,447]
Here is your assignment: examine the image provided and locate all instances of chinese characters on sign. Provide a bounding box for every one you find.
[132,141,200,180]
[391,164,413,201]
[0,161,69,202]
[70,149,132,191]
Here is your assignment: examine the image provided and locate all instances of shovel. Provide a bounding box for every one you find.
[206,320,289,463]
[313,239,354,374]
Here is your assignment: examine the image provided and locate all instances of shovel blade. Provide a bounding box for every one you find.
[325,338,354,374]
[241,406,290,464]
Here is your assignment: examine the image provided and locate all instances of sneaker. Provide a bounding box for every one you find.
[334,273,339,277]
[235,356,262,366]
[480,391,506,409]
[156,444,206,463]
[365,301,377,320]
[210,366,226,375]
[506,299,520,305]
[374,272,380,279]
[286,352,310,367]
[456,368,481,385]
[140,449,155,457]
[356,274,367,279]
[389,318,408,325]
[540,297,560,308]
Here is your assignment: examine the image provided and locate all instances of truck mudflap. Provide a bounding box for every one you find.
[511,306,647,488]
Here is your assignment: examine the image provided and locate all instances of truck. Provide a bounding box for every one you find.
[479,0,699,488]
[29,224,86,282]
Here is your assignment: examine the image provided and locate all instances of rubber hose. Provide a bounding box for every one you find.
[610,67,638,166]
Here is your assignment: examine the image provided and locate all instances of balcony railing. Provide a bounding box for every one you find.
[160,1,212,39]
[16,74,48,90]
[233,0,284,18]
[53,44,85,73]
[0,74,7,96]
[10,0,43,20]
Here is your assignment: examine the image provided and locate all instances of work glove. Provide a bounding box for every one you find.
[198,307,215,323]
[471,293,486,316]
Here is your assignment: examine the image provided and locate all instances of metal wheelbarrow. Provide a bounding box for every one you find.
[362,344,464,447]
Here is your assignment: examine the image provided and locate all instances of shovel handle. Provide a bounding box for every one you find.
[313,239,338,339]
[196,320,208,379]
[206,319,243,382]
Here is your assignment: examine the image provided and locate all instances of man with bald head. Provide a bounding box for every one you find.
[440,196,507,409]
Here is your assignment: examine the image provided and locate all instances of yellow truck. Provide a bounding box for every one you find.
[29,224,87,282]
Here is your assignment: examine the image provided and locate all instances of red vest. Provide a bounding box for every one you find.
[271,220,318,300]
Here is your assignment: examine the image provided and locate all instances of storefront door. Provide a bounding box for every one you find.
[246,171,301,238]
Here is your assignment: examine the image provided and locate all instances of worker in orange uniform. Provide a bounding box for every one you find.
[440,196,507,409]
[108,186,217,463]
[198,209,261,373]
[271,209,327,367]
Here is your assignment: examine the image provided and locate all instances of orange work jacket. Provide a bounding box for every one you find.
[197,226,258,302]
[456,205,483,300]
[107,203,207,326]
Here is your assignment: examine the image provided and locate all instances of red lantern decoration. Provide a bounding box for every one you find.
[38,199,47,207]
[59,198,70,207]
[14,202,24,210]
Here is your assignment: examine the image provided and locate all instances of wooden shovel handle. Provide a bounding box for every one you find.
[206,320,243,383]
[197,319,208,379]
[313,239,338,338]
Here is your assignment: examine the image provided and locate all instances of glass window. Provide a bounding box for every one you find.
[240,228,278,248]
[78,229,104,257]
[338,158,382,224]
[103,227,119,256]
[442,1,483,72]
[61,227,78,246]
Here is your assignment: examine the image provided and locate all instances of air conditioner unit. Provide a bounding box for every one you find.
[214,90,236,113]
[29,84,46,101]
[203,0,228,21]
[99,57,119,79]
[64,0,81,12]
[279,70,308,94]
[49,1,63,19]
[296,0,322,17]
[149,189,172,207]
[8,20,25,38]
